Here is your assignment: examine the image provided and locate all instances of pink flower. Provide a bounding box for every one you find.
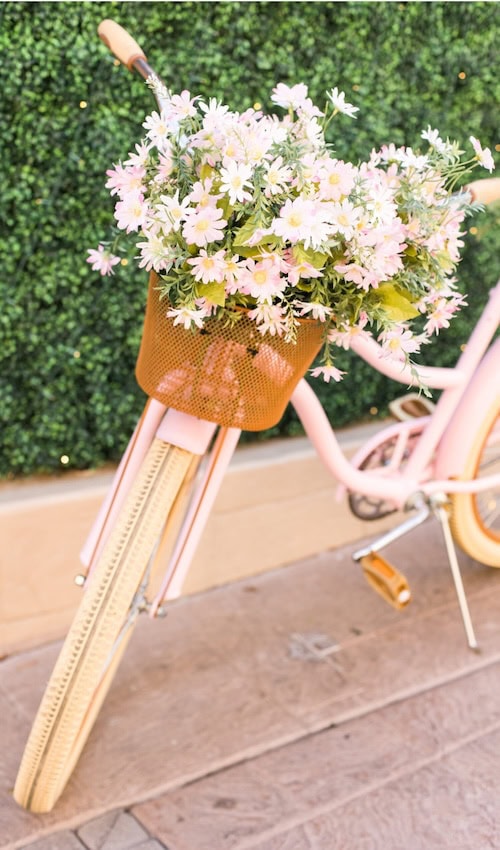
[248,302,287,336]
[286,256,323,286]
[124,142,152,167]
[326,88,359,119]
[271,82,309,110]
[379,327,423,360]
[272,197,332,249]
[86,245,121,276]
[469,136,495,173]
[136,232,170,272]
[187,179,221,208]
[296,97,324,120]
[424,293,466,335]
[294,301,332,322]
[167,305,208,330]
[156,150,174,180]
[310,364,346,382]
[335,261,381,292]
[143,111,173,146]
[318,160,357,201]
[328,314,369,350]
[375,143,408,167]
[421,126,447,153]
[182,205,227,247]
[105,164,146,198]
[223,255,244,295]
[237,256,286,301]
[198,98,231,131]
[357,223,406,280]
[264,156,293,196]
[187,249,227,283]
[169,90,199,119]
[219,160,253,205]
[334,262,367,287]
[425,214,465,264]
[114,191,148,233]
[328,199,362,240]
[157,190,191,234]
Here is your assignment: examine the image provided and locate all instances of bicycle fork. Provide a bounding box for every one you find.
[352,494,480,651]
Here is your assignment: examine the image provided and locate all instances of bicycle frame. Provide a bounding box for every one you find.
[80,276,500,614]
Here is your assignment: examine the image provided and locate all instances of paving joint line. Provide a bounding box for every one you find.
[236,714,500,849]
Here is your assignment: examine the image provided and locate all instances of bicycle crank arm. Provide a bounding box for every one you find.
[353,506,430,561]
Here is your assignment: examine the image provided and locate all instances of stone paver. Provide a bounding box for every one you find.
[249,831,312,850]
[20,831,86,850]
[17,814,167,850]
[77,810,150,850]
[127,843,166,850]
[3,521,500,849]
[299,729,500,850]
[20,833,166,850]
[132,661,500,850]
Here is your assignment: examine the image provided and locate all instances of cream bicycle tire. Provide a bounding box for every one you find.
[14,437,197,813]
[450,399,500,567]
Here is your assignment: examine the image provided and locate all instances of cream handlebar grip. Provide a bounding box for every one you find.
[467,178,500,206]
[98,19,146,70]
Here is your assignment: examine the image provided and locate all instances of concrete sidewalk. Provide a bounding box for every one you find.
[3,519,500,850]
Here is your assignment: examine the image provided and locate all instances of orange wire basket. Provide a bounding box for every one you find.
[136,273,324,430]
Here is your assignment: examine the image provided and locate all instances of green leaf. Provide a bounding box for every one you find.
[435,251,456,272]
[376,284,420,322]
[200,163,215,181]
[195,281,226,306]
[217,196,234,221]
[233,214,262,248]
[233,245,261,258]
[292,244,328,270]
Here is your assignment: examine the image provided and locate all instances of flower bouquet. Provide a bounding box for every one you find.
[88,79,494,428]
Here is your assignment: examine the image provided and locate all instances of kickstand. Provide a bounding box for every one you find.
[432,495,480,652]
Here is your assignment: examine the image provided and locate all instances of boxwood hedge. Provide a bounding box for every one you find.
[1,1,498,475]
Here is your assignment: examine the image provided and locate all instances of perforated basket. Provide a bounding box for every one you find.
[136,273,324,430]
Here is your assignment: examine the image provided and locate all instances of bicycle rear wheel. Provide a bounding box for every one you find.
[450,398,500,566]
[14,437,199,813]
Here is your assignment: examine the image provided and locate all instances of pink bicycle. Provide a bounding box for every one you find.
[14,21,500,813]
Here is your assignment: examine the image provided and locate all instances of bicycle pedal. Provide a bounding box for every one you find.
[359,553,411,610]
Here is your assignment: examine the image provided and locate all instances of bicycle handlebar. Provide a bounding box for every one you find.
[98,19,147,70]
[467,177,500,206]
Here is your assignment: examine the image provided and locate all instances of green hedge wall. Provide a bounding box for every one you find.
[1,1,499,476]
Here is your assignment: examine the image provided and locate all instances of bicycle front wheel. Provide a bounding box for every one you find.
[14,437,199,813]
[450,398,500,567]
